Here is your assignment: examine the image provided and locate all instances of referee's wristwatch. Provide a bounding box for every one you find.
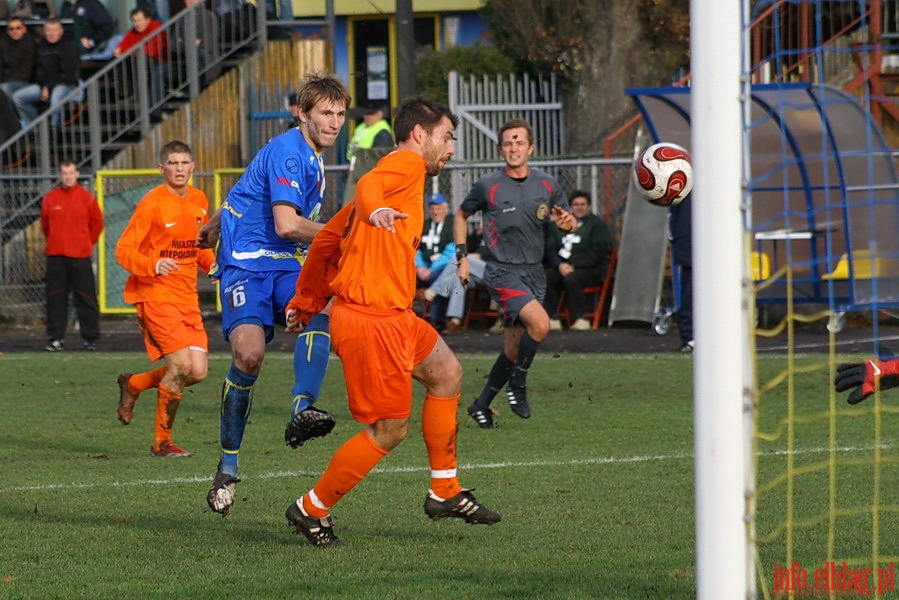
[455,246,468,262]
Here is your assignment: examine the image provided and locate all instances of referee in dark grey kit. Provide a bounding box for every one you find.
[453,118,576,429]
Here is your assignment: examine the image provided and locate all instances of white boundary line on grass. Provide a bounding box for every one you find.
[2,443,890,494]
[759,333,899,353]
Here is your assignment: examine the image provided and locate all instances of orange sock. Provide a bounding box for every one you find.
[422,392,462,499]
[302,429,388,518]
[153,383,182,447]
[130,366,166,395]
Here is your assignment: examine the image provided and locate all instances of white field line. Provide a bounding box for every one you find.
[1,443,890,495]
[758,333,899,353]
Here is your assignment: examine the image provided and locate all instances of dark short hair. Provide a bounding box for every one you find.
[392,96,458,143]
[159,140,192,164]
[499,118,534,147]
[296,72,351,115]
[568,190,591,205]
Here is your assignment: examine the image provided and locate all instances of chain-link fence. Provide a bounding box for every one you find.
[0,158,633,322]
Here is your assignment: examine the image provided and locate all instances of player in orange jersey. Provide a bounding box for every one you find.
[115,140,216,457]
[282,96,501,547]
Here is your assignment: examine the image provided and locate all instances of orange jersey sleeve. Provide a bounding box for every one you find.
[115,184,212,305]
[197,248,216,274]
[287,202,353,325]
[328,150,426,311]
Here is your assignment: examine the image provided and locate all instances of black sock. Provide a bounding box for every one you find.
[474,352,515,408]
[509,331,541,389]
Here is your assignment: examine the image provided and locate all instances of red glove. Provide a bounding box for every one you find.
[834,359,899,405]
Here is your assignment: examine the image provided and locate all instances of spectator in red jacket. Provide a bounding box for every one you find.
[114,6,168,120]
[40,160,103,352]
[114,6,168,61]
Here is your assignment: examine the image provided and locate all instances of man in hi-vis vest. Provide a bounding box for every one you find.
[346,104,395,160]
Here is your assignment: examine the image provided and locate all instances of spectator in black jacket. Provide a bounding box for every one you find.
[0,17,37,101]
[59,0,113,56]
[543,190,613,331]
[11,19,81,127]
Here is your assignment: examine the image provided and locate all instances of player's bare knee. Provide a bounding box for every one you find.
[187,365,208,386]
[369,418,408,451]
[528,322,549,342]
[444,356,463,391]
[232,347,264,375]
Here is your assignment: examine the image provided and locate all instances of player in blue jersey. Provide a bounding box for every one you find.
[453,119,575,429]
[202,72,351,516]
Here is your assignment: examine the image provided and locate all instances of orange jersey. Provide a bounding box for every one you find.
[328,150,426,311]
[116,183,215,305]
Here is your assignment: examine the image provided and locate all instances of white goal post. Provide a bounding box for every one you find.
[691,1,754,598]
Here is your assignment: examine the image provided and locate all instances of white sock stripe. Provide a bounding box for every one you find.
[308,489,328,511]
[430,469,457,479]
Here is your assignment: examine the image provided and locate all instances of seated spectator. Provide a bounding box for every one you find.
[114,7,168,62]
[12,19,81,128]
[0,17,37,101]
[170,0,221,89]
[543,190,613,331]
[421,241,492,335]
[114,7,168,120]
[59,0,114,57]
[414,192,455,331]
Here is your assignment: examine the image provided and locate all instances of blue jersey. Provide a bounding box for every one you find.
[216,128,325,273]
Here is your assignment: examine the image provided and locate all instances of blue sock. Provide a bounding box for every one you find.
[218,364,257,476]
[290,313,331,414]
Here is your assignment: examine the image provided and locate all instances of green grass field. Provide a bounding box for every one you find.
[0,350,894,599]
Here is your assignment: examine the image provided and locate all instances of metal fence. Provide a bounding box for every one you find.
[448,71,562,161]
[0,157,633,322]
[0,1,263,178]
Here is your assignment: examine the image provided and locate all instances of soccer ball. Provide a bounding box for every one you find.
[633,142,693,207]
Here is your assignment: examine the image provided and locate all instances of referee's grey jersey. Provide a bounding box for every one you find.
[460,168,569,266]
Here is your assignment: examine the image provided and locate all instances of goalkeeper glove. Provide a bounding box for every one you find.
[834,358,899,405]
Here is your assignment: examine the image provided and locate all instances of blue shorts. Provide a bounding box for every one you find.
[218,267,300,342]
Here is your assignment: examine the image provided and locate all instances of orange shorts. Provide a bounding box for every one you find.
[136,302,208,362]
[330,300,439,424]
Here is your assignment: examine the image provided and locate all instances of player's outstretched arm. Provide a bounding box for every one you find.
[834,358,899,404]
